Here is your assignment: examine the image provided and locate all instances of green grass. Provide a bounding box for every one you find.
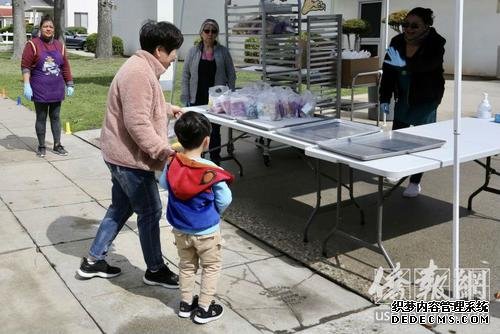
[0,51,365,131]
[0,52,126,132]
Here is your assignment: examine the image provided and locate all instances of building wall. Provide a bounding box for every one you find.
[112,0,157,55]
[336,0,500,77]
[112,0,500,77]
[66,0,98,33]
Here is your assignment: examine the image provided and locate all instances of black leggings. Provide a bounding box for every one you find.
[34,101,62,148]
[392,119,423,184]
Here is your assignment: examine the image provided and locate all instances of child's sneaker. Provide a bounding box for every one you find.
[178,295,199,318]
[193,300,224,324]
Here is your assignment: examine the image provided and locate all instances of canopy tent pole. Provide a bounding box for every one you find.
[169,0,186,104]
[384,0,390,50]
[452,0,464,300]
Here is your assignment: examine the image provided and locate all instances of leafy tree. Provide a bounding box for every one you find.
[11,0,26,60]
[96,0,114,58]
[54,0,65,41]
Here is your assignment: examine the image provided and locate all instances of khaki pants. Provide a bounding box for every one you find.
[173,230,222,308]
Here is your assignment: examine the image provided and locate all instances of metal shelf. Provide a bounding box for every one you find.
[303,15,342,115]
[225,0,302,90]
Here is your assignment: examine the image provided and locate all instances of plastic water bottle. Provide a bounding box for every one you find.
[476,92,492,119]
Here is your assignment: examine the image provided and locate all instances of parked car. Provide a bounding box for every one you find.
[64,31,87,50]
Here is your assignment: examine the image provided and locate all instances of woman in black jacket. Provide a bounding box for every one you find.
[379,7,446,197]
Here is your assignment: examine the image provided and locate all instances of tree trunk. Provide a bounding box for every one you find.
[11,0,26,60]
[96,0,113,58]
[53,0,65,42]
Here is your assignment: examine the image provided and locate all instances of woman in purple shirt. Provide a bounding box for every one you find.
[21,15,74,157]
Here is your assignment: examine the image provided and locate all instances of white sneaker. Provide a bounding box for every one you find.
[385,177,400,184]
[403,183,421,198]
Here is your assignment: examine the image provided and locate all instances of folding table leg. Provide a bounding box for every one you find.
[221,128,244,176]
[303,159,321,242]
[348,168,365,225]
[467,156,500,210]
[322,163,342,256]
[377,176,395,268]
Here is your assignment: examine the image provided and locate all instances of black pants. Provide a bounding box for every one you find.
[34,101,62,148]
[209,124,221,163]
[392,119,422,184]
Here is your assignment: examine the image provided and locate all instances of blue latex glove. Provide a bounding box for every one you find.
[23,82,33,101]
[380,102,390,114]
[384,47,406,67]
[66,86,74,97]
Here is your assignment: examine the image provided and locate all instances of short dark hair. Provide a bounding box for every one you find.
[174,111,212,150]
[39,15,54,29]
[407,7,434,26]
[139,21,184,54]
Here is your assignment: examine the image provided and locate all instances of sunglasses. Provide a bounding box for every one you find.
[203,29,218,34]
[402,22,421,29]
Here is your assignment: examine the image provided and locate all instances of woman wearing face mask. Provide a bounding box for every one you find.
[181,19,236,166]
[21,15,74,157]
[379,7,446,198]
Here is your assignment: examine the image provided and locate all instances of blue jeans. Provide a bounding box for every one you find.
[89,162,164,271]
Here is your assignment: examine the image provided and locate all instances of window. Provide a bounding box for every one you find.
[74,12,88,28]
[358,1,382,56]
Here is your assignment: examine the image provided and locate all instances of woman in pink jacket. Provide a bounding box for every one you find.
[77,21,184,289]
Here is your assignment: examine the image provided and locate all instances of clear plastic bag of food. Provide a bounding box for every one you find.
[256,90,281,121]
[208,85,229,111]
[299,90,317,118]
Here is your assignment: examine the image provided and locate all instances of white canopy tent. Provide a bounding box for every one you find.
[174,0,465,298]
[383,0,463,298]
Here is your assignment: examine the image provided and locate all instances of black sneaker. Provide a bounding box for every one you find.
[37,146,46,157]
[53,144,68,156]
[77,257,121,279]
[193,300,224,324]
[179,295,199,318]
[143,264,179,289]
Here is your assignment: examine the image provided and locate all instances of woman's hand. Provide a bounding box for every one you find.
[23,83,33,101]
[384,47,406,67]
[170,104,184,119]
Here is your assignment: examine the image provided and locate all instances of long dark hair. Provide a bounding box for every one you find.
[39,15,54,29]
[407,7,434,26]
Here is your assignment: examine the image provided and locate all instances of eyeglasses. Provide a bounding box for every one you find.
[402,22,421,29]
[203,29,218,34]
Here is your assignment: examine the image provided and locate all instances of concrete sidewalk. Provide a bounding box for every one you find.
[0,98,437,333]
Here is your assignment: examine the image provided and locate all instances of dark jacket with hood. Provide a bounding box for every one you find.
[379,27,446,106]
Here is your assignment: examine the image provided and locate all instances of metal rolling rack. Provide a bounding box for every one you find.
[224,0,302,90]
[303,15,342,117]
[340,71,383,126]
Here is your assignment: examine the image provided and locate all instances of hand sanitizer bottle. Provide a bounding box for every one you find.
[476,92,492,119]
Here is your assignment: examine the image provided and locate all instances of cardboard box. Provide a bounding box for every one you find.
[341,57,380,87]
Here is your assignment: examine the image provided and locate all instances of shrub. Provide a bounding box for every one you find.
[382,10,409,33]
[67,26,87,35]
[342,18,371,50]
[0,23,34,34]
[244,37,260,64]
[85,33,123,56]
[112,36,124,56]
[85,33,97,52]
[0,25,11,33]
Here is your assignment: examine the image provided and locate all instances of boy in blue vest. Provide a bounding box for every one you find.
[159,111,233,324]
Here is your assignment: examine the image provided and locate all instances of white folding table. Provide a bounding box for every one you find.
[305,117,500,268]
